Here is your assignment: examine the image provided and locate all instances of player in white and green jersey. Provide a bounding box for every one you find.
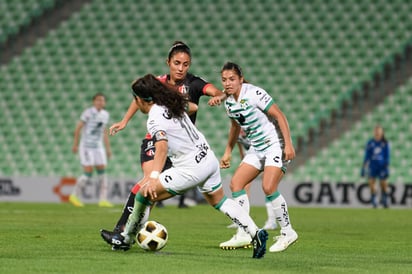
[108,74,268,258]
[70,93,113,208]
[219,62,298,252]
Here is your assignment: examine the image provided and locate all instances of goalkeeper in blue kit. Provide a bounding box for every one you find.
[361,125,390,208]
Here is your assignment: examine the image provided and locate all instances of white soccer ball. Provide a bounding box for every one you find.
[136,221,168,251]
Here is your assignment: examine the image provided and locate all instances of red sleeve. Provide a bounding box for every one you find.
[157,74,168,83]
[202,83,212,95]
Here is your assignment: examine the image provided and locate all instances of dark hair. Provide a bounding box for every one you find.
[221,62,243,77]
[221,62,249,83]
[93,92,106,100]
[131,74,188,118]
[167,41,191,61]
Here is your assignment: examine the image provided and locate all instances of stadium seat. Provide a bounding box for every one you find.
[1,0,412,179]
[290,77,412,183]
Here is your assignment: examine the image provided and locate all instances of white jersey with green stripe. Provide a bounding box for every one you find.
[79,107,109,149]
[225,83,283,152]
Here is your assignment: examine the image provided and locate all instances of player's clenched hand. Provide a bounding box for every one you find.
[220,152,232,169]
[109,121,127,135]
[208,92,227,106]
[283,144,296,161]
[208,96,222,106]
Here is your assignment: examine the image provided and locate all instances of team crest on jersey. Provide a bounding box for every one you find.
[373,147,382,154]
[179,85,189,94]
[146,149,155,157]
[239,99,249,109]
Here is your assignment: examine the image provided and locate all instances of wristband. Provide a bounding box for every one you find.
[149,171,160,179]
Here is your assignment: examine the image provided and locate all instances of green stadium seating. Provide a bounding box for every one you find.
[0,0,57,43]
[1,0,412,180]
[290,77,412,183]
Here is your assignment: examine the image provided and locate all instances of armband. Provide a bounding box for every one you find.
[154,130,168,142]
[149,171,160,179]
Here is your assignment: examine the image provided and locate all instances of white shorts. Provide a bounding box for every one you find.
[159,150,222,195]
[242,144,289,172]
[79,146,107,166]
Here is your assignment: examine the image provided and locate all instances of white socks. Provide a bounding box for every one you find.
[122,193,152,241]
[270,193,293,233]
[215,197,258,237]
[265,201,276,224]
[72,174,89,196]
[98,172,109,201]
[232,190,251,236]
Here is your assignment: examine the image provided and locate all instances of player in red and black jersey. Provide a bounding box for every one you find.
[100,41,224,250]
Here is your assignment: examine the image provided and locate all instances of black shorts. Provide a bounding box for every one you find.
[140,137,173,172]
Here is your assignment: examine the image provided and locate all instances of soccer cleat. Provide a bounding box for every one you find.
[98,200,114,208]
[100,229,118,245]
[69,194,84,207]
[262,220,278,230]
[220,231,253,250]
[109,233,132,251]
[269,230,298,252]
[252,229,268,259]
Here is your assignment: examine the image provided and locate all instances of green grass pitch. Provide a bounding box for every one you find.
[0,203,411,274]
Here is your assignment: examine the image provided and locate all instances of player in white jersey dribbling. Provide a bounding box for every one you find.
[108,74,268,258]
[219,62,298,252]
[70,93,113,207]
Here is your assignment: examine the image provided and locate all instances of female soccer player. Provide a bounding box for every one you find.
[361,125,390,208]
[109,74,268,258]
[219,62,298,252]
[100,41,223,245]
[70,93,113,207]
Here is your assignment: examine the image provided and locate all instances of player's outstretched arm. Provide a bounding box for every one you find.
[205,84,225,106]
[109,100,139,135]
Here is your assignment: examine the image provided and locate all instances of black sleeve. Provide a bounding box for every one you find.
[188,75,209,105]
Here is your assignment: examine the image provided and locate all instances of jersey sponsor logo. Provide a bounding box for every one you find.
[164,175,172,183]
[255,88,272,105]
[146,141,154,148]
[229,113,246,125]
[90,121,104,135]
[162,110,172,119]
[260,94,272,105]
[0,179,21,196]
[195,143,209,163]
